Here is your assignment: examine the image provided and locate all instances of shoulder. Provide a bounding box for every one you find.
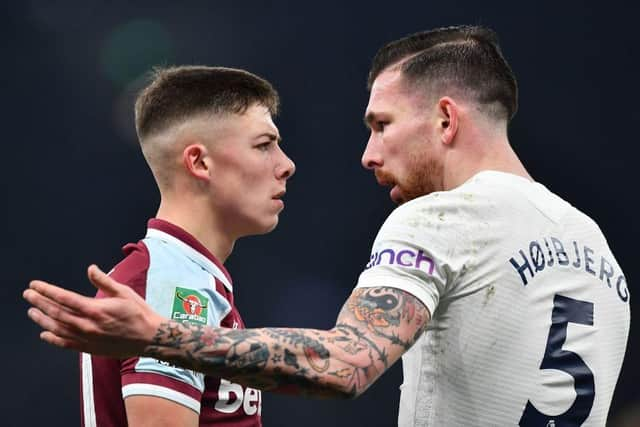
[379,182,494,238]
[99,241,150,299]
[138,236,233,326]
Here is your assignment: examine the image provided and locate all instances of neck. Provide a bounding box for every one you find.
[443,127,532,191]
[155,195,235,264]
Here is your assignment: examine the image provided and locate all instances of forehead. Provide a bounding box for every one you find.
[229,104,278,134]
[189,103,278,137]
[170,104,280,151]
[365,69,421,118]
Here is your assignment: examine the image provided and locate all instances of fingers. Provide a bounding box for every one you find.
[24,289,98,338]
[87,264,123,296]
[27,306,86,342]
[27,306,66,335]
[40,331,83,351]
[24,288,81,324]
[28,280,94,313]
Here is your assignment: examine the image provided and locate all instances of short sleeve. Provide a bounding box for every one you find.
[355,191,473,316]
[116,239,231,413]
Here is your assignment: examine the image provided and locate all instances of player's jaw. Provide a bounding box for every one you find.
[245,162,294,235]
[212,167,292,238]
[375,169,404,204]
[252,183,290,230]
[374,159,442,205]
[250,188,286,234]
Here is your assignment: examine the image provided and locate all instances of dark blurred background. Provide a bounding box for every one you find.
[4,1,638,426]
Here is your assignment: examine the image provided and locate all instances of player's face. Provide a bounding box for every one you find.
[362,69,444,204]
[207,104,295,237]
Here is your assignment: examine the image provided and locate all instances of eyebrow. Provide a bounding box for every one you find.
[256,132,282,143]
[363,112,375,129]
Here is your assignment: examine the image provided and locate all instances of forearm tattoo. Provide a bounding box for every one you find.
[144,287,428,398]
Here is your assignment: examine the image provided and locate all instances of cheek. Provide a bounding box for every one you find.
[385,123,422,157]
[384,131,402,156]
[241,163,271,188]
[236,166,275,210]
[386,138,417,173]
[222,152,268,187]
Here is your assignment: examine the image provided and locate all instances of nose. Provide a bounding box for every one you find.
[361,134,382,170]
[276,149,296,180]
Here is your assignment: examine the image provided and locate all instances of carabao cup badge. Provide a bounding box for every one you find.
[172,287,209,325]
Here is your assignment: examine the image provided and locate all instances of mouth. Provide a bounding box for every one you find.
[374,170,403,203]
[374,174,393,187]
[272,190,286,200]
[272,190,286,209]
[374,169,396,187]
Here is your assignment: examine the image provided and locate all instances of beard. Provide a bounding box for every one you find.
[375,155,443,204]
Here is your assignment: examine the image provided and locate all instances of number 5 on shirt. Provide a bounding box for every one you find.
[520,294,595,426]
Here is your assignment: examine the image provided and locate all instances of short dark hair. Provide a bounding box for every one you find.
[368,25,518,121]
[135,66,280,140]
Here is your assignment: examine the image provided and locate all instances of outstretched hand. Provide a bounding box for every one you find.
[23,265,162,358]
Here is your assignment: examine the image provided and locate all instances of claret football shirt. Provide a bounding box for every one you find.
[80,219,262,427]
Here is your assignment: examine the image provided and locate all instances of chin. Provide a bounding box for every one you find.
[237,215,279,238]
[256,216,280,235]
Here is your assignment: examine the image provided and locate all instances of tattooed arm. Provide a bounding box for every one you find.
[144,286,429,398]
[24,266,430,398]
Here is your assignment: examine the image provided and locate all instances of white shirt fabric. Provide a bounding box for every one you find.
[356,171,630,426]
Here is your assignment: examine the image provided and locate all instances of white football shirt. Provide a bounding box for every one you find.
[356,171,630,426]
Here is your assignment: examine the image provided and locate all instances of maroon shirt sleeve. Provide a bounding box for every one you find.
[81,242,201,427]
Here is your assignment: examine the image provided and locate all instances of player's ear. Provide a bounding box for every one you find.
[436,97,459,145]
[182,143,212,181]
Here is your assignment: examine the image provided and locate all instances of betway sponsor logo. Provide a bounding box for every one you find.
[365,247,435,275]
[215,379,262,416]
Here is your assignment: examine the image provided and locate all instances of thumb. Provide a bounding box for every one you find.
[87,264,121,296]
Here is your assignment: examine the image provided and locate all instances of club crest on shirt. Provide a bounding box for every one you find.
[172,287,208,325]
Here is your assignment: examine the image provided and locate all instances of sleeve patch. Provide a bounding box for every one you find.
[172,287,209,325]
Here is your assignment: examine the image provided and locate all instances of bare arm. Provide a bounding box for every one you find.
[24,265,430,398]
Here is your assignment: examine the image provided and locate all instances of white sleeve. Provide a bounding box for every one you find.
[355,192,472,315]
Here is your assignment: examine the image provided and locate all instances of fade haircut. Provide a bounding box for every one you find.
[134,65,280,141]
[368,25,518,122]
